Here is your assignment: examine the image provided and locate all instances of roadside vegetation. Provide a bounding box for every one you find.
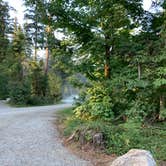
[57,108,166,163]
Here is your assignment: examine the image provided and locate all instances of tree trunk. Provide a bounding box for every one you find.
[138,63,141,80]
[45,47,49,74]
[34,7,38,60]
[34,45,37,60]
[104,35,111,78]
[34,21,38,60]
[159,95,165,120]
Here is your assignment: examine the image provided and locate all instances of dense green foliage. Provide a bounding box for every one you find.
[0,0,11,99]
[46,0,165,161]
[74,82,115,121]
[46,0,165,123]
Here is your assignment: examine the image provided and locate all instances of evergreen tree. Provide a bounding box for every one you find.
[24,0,46,59]
[0,0,12,99]
[0,0,11,62]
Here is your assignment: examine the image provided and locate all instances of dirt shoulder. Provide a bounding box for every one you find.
[55,115,116,166]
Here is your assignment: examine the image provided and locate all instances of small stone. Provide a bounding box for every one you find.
[93,133,103,147]
[6,98,11,102]
[110,149,156,166]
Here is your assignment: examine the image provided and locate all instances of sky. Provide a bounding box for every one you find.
[5,0,25,24]
[5,0,152,25]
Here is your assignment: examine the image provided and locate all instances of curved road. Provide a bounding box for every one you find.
[0,101,91,166]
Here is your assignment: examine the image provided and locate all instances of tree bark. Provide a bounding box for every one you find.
[104,35,111,78]
[34,6,38,60]
[138,63,141,80]
[159,95,165,120]
[34,20,38,60]
[34,45,37,60]
[45,47,49,74]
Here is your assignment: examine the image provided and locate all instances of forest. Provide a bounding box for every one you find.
[0,0,166,162]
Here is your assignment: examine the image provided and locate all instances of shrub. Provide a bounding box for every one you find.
[9,80,31,105]
[74,82,114,121]
[0,73,9,99]
[48,72,62,102]
[27,95,54,106]
[103,121,166,161]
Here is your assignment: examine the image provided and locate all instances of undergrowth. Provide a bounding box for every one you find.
[57,108,166,162]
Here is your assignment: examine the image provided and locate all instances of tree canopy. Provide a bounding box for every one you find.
[0,0,165,124]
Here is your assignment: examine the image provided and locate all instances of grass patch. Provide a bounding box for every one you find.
[57,108,85,136]
[57,108,166,162]
[57,108,74,118]
[104,121,166,161]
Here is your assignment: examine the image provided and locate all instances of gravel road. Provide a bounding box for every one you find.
[0,101,92,166]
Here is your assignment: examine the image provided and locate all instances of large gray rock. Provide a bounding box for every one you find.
[110,149,156,166]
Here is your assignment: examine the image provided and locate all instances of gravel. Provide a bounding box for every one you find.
[0,101,92,166]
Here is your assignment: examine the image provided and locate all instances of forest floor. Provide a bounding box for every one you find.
[0,101,92,166]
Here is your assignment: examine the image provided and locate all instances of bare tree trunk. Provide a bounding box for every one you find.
[34,6,38,60]
[34,20,38,60]
[138,63,141,80]
[104,47,110,78]
[104,35,111,78]
[159,95,165,120]
[34,45,37,60]
[45,47,49,74]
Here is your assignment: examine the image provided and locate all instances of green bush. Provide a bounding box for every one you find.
[48,72,62,101]
[27,95,54,106]
[0,73,9,99]
[104,121,142,154]
[9,80,31,105]
[101,121,166,161]
[74,82,114,121]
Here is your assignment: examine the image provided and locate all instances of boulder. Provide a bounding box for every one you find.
[110,149,156,166]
